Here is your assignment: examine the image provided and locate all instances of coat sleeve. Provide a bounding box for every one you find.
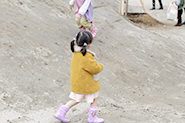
[69,0,75,5]
[79,0,91,15]
[82,54,103,75]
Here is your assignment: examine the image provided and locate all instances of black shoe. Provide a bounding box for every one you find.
[150,7,155,10]
[175,23,182,26]
[158,7,163,10]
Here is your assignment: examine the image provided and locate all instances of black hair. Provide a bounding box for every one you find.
[70,40,75,52]
[70,31,93,56]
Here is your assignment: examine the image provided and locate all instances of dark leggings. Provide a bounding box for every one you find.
[177,9,183,24]
[152,0,163,8]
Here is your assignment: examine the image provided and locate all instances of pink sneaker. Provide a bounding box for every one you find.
[88,107,104,123]
[89,23,98,38]
[54,104,70,123]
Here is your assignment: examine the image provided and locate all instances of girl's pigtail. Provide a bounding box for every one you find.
[81,43,87,56]
[81,47,87,56]
[70,39,75,52]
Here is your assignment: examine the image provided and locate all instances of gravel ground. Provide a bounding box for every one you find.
[0,0,185,123]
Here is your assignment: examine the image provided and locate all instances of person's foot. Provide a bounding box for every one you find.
[158,7,163,10]
[54,104,70,123]
[88,107,104,123]
[175,23,182,26]
[150,7,155,10]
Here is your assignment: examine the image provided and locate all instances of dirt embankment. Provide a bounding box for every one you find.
[126,13,163,27]
[0,0,185,123]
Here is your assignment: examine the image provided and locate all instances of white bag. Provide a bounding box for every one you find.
[167,2,178,22]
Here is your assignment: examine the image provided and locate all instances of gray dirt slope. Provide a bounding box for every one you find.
[0,0,185,123]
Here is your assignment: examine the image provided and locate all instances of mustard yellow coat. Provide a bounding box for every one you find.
[71,52,103,94]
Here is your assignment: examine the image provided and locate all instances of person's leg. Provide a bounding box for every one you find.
[90,98,98,107]
[179,9,183,23]
[88,98,104,123]
[80,17,98,37]
[75,17,82,29]
[55,100,79,123]
[89,22,98,38]
[65,99,80,109]
[158,0,163,9]
[80,17,92,29]
[150,0,155,10]
[76,17,86,31]
[183,9,185,24]
[176,9,183,26]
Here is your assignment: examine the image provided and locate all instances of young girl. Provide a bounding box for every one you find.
[69,0,98,38]
[54,31,104,123]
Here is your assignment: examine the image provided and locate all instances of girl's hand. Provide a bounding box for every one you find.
[70,4,74,10]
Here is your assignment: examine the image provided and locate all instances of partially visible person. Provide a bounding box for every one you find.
[150,0,163,10]
[175,0,185,26]
[69,0,98,38]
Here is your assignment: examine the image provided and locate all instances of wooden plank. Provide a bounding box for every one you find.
[124,0,128,16]
[120,0,124,15]
[120,0,128,16]
[140,0,146,13]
